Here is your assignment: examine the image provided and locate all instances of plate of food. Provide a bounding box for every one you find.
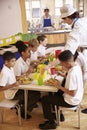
[44,78,59,86]
[18,77,33,85]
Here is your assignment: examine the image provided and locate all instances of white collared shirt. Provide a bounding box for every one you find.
[64,63,84,105]
[30,51,38,61]
[0,65,18,99]
[37,44,46,56]
[64,17,87,54]
[13,57,30,76]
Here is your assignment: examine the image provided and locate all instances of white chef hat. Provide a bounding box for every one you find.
[60,4,77,18]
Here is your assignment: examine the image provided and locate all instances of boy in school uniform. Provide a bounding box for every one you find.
[0,51,32,119]
[39,50,84,129]
[0,51,18,98]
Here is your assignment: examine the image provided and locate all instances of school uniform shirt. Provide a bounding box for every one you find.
[82,49,87,64]
[30,51,38,61]
[82,49,87,81]
[37,44,46,56]
[64,17,87,54]
[75,52,87,81]
[40,15,54,27]
[13,57,30,76]
[0,65,18,99]
[64,63,84,105]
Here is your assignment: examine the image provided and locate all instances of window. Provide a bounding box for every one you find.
[32,1,40,18]
[55,0,73,16]
[25,0,41,20]
[25,1,30,21]
[55,0,63,16]
[65,0,73,5]
[78,0,84,17]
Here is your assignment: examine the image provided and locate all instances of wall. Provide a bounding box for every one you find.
[84,0,87,16]
[0,0,23,39]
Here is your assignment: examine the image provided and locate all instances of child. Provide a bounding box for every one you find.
[0,51,18,97]
[37,35,50,59]
[13,40,41,118]
[28,38,39,66]
[74,49,87,83]
[39,50,84,129]
[14,40,31,78]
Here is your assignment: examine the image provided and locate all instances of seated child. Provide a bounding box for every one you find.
[39,50,84,129]
[14,40,41,118]
[0,51,18,96]
[28,38,39,67]
[37,35,50,60]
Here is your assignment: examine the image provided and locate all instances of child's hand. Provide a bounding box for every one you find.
[12,81,19,87]
[55,71,65,77]
[27,67,33,74]
[51,79,61,88]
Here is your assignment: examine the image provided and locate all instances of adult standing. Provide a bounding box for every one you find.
[60,4,87,55]
[40,8,55,28]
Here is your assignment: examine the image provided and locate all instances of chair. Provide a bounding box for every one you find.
[0,99,22,126]
[55,105,80,129]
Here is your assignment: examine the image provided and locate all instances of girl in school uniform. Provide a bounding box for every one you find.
[28,38,39,66]
[37,34,50,60]
[13,40,41,118]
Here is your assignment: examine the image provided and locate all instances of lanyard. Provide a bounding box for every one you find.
[71,18,79,29]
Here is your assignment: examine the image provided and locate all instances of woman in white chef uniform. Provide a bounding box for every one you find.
[60,4,87,55]
[60,4,87,114]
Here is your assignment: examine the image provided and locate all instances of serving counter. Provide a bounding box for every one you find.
[36,29,71,44]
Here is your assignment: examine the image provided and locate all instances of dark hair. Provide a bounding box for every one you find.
[68,11,80,19]
[15,40,24,48]
[15,40,28,54]
[74,50,79,61]
[58,50,73,61]
[3,51,15,61]
[37,35,47,44]
[44,8,49,12]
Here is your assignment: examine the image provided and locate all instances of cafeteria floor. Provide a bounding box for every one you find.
[0,81,87,130]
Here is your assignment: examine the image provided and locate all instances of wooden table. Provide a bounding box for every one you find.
[18,75,63,119]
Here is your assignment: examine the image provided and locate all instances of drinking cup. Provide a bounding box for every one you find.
[50,67,56,75]
[55,50,61,59]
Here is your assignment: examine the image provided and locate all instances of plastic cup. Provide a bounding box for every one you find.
[50,67,56,75]
[55,50,61,59]
[49,55,54,62]
[34,72,39,80]
[38,64,46,73]
[38,76,43,86]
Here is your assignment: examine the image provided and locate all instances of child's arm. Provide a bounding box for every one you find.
[52,79,77,97]
[30,60,39,66]
[0,81,19,91]
[56,70,66,77]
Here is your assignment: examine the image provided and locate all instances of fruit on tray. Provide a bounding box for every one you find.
[18,76,33,84]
